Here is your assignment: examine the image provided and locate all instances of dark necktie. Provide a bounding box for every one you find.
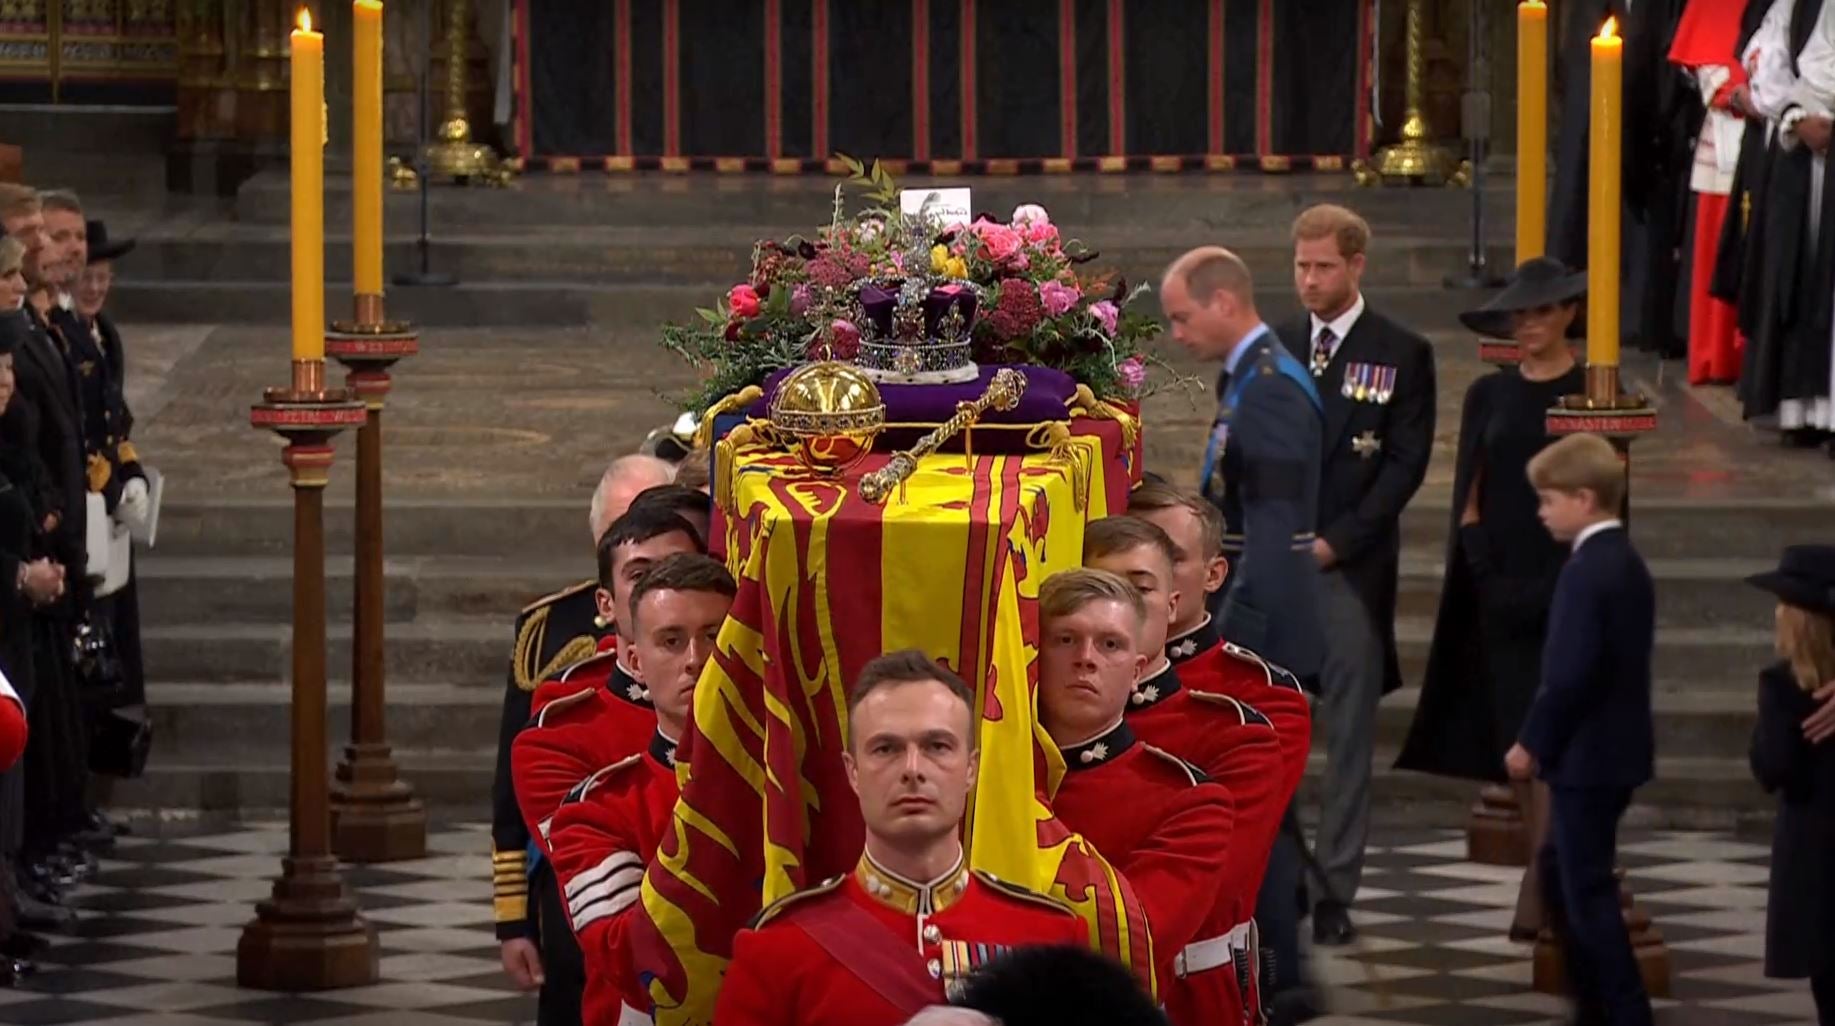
[1310,326,1338,377]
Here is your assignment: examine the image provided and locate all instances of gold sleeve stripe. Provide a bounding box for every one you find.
[495,895,529,922]
[118,441,140,465]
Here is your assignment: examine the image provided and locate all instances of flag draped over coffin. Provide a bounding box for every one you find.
[630,438,1151,1025]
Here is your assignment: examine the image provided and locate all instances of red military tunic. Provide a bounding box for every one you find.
[511,652,658,853]
[1048,720,1235,1025]
[714,853,1088,1026]
[530,634,619,717]
[548,732,682,1026]
[1169,615,1313,805]
[1127,660,1286,1026]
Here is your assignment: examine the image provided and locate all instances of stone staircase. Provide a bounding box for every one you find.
[116,493,1809,829]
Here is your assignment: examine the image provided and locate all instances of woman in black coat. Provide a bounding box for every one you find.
[1746,547,1835,1025]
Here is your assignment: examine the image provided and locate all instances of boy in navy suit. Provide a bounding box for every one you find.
[1506,433,1655,1026]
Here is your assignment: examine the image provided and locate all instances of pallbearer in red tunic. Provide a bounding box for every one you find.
[1083,517,1290,1025]
[512,505,701,850]
[1672,0,1750,384]
[547,553,735,1026]
[1133,485,1314,803]
[715,651,1090,1026]
[1035,569,1239,1026]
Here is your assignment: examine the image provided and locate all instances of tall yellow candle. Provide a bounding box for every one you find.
[353,0,384,297]
[1586,16,1620,369]
[291,7,325,362]
[1516,1,1547,262]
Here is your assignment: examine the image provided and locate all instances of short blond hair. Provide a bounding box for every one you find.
[0,184,38,221]
[1527,433,1624,513]
[1039,568,1146,629]
[1292,203,1371,259]
[0,237,23,278]
[1777,603,1835,693]
[1164,246,1253,303]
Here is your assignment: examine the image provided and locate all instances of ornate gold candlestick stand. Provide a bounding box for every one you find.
[239,363,377,991]
[1355,0,1464,187]
[326,296,426,863]
[421,0,510,185]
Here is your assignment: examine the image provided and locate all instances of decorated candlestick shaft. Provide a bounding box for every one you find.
[1587,17,1622,387]
[290,8,325,362]
[1517,1,1548,262]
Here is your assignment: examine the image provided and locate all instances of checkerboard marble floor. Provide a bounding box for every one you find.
[0,823,1819,1025]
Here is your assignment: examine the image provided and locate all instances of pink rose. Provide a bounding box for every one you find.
[728,283,762,319]
[1038,279,1081,317]
[828,318,861,356]
[1010,203,1051,227]
[1023,221,1059,247]
[1117,356,1146,392]
[971,219,1025,265]
[789,284,812,317]
[1090,300,1119,335]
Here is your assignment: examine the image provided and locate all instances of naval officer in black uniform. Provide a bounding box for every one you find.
[489,454,671,1024]
[1278,205,1436,947]
[1162,245,1324,1024]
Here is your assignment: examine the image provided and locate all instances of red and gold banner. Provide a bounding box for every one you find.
[634,438,1150,1024]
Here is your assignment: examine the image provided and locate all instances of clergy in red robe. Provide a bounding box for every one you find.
[1672,0,1751,384]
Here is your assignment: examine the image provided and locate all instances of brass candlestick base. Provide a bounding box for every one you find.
[240,395,375,991]
[265,360,355,406]
[328,302,425,863]
[1354,0,1462,187]
[1546,365,1659,438]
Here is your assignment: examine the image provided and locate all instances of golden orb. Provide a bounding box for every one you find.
[768,361,886,474]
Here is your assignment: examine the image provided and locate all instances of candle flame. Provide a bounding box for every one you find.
[1598,16,1617,40]
[296,7,312,33]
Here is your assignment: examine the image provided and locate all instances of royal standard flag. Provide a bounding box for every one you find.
[632,439,1152,1025]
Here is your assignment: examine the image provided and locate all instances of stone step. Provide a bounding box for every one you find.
[135,548,1773,637]
[150,496,1835,565]
[136,554,584,625]
[232,169,1517,232]
[105,278,1491,330]
[122,230,1511,290]
[142,619,511,686]
[109,746,1759,831]
[0,104,177,202]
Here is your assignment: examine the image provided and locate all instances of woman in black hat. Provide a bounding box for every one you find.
[1747,546,1835,1024]
[1396,257,1588,941]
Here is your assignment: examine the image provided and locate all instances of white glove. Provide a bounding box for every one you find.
[117,476,150,530]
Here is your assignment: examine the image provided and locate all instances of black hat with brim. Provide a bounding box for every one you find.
[86,219,135,264]
[1748,545,1835,617]
[1459,256,1588,340]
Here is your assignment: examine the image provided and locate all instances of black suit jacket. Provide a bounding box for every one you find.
[1280,306,1435,694]
[11,308,86,595]
[1519,527,1655,790]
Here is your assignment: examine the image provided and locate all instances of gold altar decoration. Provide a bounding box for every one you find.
[859,368,1028,505]
[1355,0,1464,187]
[422,0,511,185]
[767,363,887,475]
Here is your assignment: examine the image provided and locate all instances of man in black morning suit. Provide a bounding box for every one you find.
[1509,434,1655,1026]
[1162,246,1325,1022]
[1278,205,1436,947]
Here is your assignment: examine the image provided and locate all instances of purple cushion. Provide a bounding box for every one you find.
[755,364,1077,426]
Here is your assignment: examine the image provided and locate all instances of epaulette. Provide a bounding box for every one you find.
[532,686,597,728]
[749,875,845,928]
[512,581,601,691]
[1141,743,1210,785]
[559,648,618,682]
[560,752,643,807]
[1188,691,1273,728]
[521,579,596,616]
[971,870,1078,918]
[1220,641,1304,693]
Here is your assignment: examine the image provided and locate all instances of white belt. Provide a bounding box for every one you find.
[619,1001,653,1026]
[1174,932,1236,978]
